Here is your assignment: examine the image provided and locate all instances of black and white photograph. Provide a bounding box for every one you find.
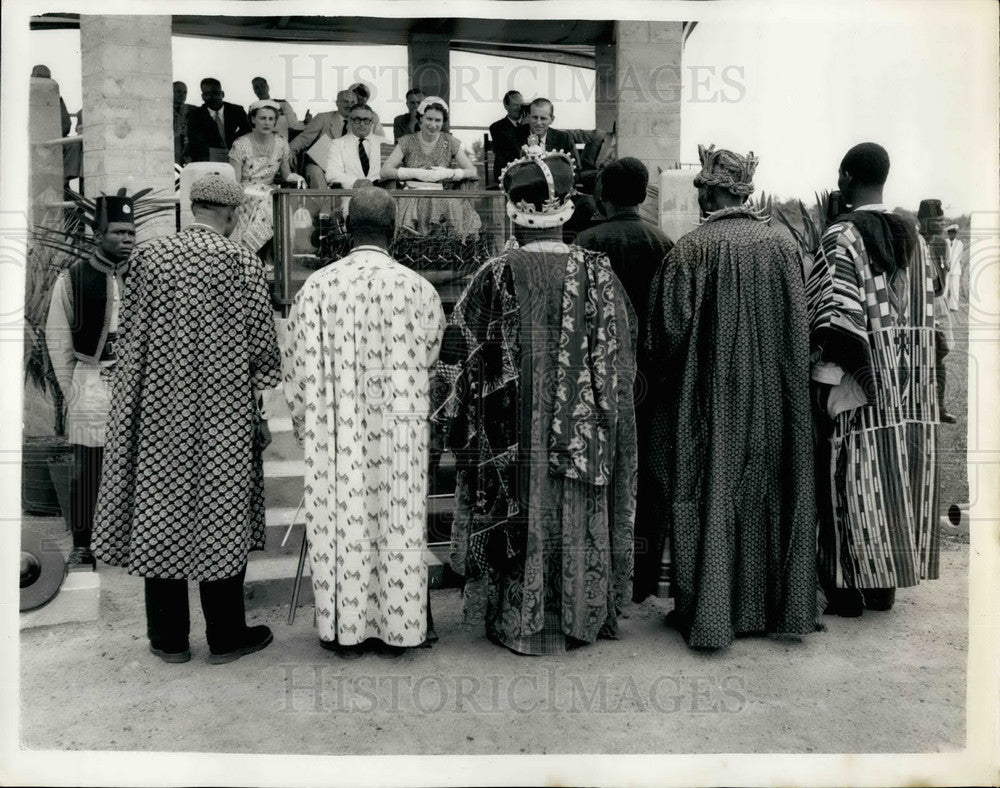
[1,0,998,785]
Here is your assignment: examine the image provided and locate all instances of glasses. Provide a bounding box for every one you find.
[350,117,374,124]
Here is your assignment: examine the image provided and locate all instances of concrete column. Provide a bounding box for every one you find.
[80,15,175,240]
[594,43,616,134]
[27,78,64,228]
[408,33,450,107]
[613,21,683,178]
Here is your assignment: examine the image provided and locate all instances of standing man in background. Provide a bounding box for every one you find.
[46,196,136,570]
[488,90,525,182]
[185,77,251,162]
[250,76,302,141]
[918,198,956,424]
[944,222,964,312]
[393,88,424,142]
[575,157,674,603]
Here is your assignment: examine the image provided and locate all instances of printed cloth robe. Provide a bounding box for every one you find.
[807,211,939,594]
[93,226,281,581]
[646,208,817,649]
[433,243,638,655]
[282,246,445,647]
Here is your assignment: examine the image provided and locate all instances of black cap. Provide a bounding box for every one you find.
[95,196,136,230]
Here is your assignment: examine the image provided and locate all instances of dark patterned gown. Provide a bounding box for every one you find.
[433,242,638,655]
[93,225,281,581]
[646,207,817,649]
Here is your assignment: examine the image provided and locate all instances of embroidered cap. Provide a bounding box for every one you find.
[500,145,576,228]
[917,198,944,219]
[190,174,245,207]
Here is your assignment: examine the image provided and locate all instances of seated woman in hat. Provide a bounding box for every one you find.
[380,96,481,240]
[228,99,305,257]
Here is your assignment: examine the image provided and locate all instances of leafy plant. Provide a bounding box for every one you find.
[771,190,833,260]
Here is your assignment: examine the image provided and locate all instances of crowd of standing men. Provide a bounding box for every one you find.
[47,123,956,662]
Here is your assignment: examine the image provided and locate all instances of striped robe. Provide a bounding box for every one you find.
[807,212,940,591]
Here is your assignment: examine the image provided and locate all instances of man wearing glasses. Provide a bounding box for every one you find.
[324,103,384,189]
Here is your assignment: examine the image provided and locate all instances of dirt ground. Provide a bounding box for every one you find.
[17,511,968,757]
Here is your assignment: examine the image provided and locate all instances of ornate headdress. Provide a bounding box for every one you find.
[693,144,758,197]
[499,142,576,228]
[190,175,244,207]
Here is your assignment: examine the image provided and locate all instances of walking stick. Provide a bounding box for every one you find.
[285,493,307,624]
[288,527,308,625]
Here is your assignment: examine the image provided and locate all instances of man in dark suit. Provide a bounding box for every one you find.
[515,98,580,170]
[392,88,423,142]
[185,78,251,163]
[488,90,525,182]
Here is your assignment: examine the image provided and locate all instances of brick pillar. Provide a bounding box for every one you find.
[613,21,683,178]
[80,15,175,241]
[408,33,450,107]
[28,77,64,228]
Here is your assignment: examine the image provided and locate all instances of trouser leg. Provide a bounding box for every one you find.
[935,339,948,410]
[199,565,248,653]
[304,163,327,190]
[70,444,103,549]
[144,577,191,652]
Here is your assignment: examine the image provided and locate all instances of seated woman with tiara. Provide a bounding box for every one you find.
[228,99,305,258]
[380,96,481,240]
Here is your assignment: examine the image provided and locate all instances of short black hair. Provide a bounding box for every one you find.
[503,90,522,106]
[200,77,222,91]
[840,142,890,187]
[405,88,423,100]
[599,157,649,207]
[529,97,554,115]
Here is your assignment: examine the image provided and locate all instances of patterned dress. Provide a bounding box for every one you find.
[229,132,290,252]
[646,208,817,649]
[806,209,939,593]
[396,133,482,240]
[282,246,445,647]
[93,226,281,581]
[433,243,638,655]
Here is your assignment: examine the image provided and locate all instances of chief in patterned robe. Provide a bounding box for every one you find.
[94,175,281,661]
[645,145,817,650]
[282,188,445,651]
[807,143,939,617]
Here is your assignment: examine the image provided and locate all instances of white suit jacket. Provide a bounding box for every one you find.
[324,132,382,187]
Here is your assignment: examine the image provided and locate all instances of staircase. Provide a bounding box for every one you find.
[245,386,460,611]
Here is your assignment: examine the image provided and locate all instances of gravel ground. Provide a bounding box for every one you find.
[18,514,968,758]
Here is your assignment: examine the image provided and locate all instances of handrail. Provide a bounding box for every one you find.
[34,136,83,148]
[42,196,179,209]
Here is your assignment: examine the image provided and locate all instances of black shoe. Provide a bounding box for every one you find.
[940,411,958,424]
[67,546,96,571]
[207,625,273,664]
[320,639,366,660]
[374,642,407,659]
[149,644,192,664]
[862,588,896,611]
[824,589,863,617]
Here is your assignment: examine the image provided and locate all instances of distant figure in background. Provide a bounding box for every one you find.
[46,196,136,571]
[31,64,72,137]
[249,76,301,141]
[646,145,816,649]
[575,157,674,602]
[289,89,357,189]
[172,81,195,165]
[808,143,940,618]
[348,83,385,138]
[944,223,964,312]
[918,198,956,424]
[63,110,83,192]
[93,175,280,665]
[185,77,251,163]
[393,88,424,142]
[228,100,305,256]
[282,188,445,659]
[488,90,525,182]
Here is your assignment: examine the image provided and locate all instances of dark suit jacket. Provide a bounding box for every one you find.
[514,125,581,172]
[489,116,524,181]
[186,102,251,162]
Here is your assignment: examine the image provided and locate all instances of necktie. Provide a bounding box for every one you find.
[341,118,348,136]
[213,110,225,144]
[358,138,370,176]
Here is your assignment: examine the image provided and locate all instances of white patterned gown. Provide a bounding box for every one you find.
[282,245,445,646]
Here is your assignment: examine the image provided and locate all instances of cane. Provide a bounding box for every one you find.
[288,528,309,625]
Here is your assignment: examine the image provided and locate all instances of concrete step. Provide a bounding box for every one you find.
[244,543,461,611]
